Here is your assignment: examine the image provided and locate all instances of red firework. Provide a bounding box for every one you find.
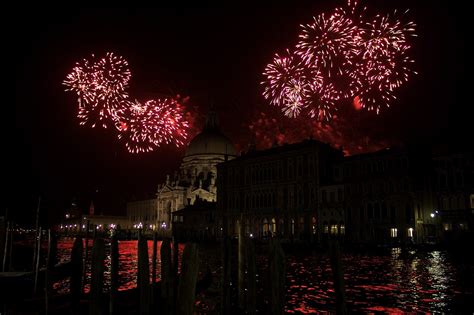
[262,0,417,118]
[63,52,131,128]
[117,99,189,154]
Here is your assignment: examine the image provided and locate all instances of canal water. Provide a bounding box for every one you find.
[49,238,474,313]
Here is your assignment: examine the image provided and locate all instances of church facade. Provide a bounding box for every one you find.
[126,110,236,234]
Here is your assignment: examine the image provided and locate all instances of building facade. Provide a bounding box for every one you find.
[432,152,474,242]
[217,139,343,241]
[126,110,236,234]
[217,140,472,245]
[341,148,436,245]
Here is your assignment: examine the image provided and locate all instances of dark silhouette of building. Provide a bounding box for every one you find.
[217,140,473,245]
[217,139,343,241]
[172,197,217,241]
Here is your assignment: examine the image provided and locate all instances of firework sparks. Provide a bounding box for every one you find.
[117,99,189,154]
[262,0,416,118]
[262,50,335,120]
[353,11,417,112]
[63,52,131,128]
[64,53,191,153]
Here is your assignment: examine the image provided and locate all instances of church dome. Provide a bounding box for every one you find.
[184,109,236,157]
[185,130,236,157]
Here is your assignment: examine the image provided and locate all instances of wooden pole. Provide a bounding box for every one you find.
[269,239,285,315]
[160,238,172,314]
[82,220,90,293]
[137,231,151,315]
[33,227,42,295]
[238,217,246,309]
[222,235,232,314]
[152,232,158,284]
[247,238,256,314]
[109,232,119,315]
[32,196,41,270]
[172,235,179,311]
[8,222,13,272]
[2,221,10,272]
[89,238,105,315]
[329,239,347,315]
[176,243,199,315]
[70,237,83,309]
[45,229,56,314]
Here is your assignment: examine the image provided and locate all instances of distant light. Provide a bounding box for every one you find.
[250,233,254,238]
[65,213,70,219]
[435,210,439,214]
[430,213,435,218]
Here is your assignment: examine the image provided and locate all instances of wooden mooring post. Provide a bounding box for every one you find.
[89,238,105,315]
[70,237,83,309]
[152,232,158,284]
[177,243,199,315]
[33,227,42,295]
[247,238,256,314]
[329,239,347,315]
[137,231,151,315]
[238,218,246,309]
[160,238,172,314]
[269,238,286,315]
[82,220,90,293]
[45,229,57,314]
[109,232,119,315]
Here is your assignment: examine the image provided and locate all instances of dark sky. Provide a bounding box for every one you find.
[9,2,469,225]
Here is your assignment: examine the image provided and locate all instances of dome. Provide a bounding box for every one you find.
[185,130,236,157]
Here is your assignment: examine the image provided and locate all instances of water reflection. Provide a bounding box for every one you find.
[55,239,473,313]
[285,249,472,313]
[55,238,183,293]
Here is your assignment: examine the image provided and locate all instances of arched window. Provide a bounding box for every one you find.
[235,219,240,235]
[323,221,329,234]
[278,218,284,235]
[291,218,295,235]
[263,218,269,235]
[271,218,277,234]
[299,217,305,233]
[339,221,345,235]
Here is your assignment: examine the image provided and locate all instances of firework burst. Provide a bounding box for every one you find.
[64,53,191,153]
[118,99,189,154]
[262,0,416,118]
[63,52,131,128]
[353,10,417,112]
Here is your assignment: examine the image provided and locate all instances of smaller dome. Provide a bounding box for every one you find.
[185,130,236,157]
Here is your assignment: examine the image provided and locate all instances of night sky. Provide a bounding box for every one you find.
[9,2,469,225]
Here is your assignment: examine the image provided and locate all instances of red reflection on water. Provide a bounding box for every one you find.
[55,238,184,293]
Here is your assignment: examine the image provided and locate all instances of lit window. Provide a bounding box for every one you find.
[330,225,338,235]
[408,228,413,238]
[323,224,329,234]
[340,224,345,235]
[390,228,398,238]
[443,223,452,231]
